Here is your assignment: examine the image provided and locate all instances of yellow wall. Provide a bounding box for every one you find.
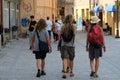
[20,0,34,33]
[20,0,57,33]
[35,0,57,21]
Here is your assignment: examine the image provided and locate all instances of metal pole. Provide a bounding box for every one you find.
[115,0,120,38]
[1,0,4,46]
[89,0,91,18]
[8,1,11,40]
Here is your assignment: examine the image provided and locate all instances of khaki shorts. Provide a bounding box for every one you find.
[60,46,75,60]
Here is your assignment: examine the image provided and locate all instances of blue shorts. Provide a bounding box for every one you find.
[89,44,102,59]
[48,30,51,37]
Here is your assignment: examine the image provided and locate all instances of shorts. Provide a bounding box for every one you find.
[48,30,51,37]
[89,44,102,59]
[34,51,47,60]
[60,46,75,60]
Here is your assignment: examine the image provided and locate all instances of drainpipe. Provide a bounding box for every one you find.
[8,1,12,40]
[89,0,91,18]
[115,0,120,38]
[1,0,3,46]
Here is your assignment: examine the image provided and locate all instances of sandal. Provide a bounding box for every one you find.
[62,71,67,79]
[66,67,70,73]
[90,71,95,77]
[93,74,98,78]
[70,72,74,77]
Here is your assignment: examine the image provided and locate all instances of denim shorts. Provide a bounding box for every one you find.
[60,46,75,60]
[89,44,102,59]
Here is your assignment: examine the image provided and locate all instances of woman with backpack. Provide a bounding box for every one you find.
[60,14,75,79]
[86,16,106,78]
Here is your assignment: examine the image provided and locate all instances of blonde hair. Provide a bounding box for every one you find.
[61,14,74,36]
[35,19,47,32]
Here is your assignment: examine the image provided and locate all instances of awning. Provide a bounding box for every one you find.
[93,6,102,13]
[106,3,117,12]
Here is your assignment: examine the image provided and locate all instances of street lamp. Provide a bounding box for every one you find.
[115,0,120,38]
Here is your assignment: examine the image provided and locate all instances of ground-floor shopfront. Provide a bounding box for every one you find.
[2,0,20,44]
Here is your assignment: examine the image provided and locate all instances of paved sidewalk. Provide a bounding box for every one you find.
[0,31,120,80]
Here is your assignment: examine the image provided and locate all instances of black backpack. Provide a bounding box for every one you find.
[61,28,74,42]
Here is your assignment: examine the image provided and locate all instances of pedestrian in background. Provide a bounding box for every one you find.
[85,19,89,32]
[82,19,86,32]
[86,16,106,78]
[52,20,58,42]
[28,15,37,49]
[31,19,52,77]
[105,23,111,35]
[73,19,77,32]
[60,14,75,79]
[57,20,63,41]
[46,17,53,42]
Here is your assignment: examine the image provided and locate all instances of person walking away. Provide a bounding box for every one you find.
[31,19,52,77]
[57,20,63,41]
[73,19,77,32]
[85,19,89,32]
[86,16,106,78]
[52,20,58,42]
[46,17,53,42]
[28,15,37,49]
[60,14,75,79]
[82,19,86,32]
[105,23,111,35]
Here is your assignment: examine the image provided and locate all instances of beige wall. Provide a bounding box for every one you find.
[35,0,57,21]
[20,0,34,33]
[20,0,57,33]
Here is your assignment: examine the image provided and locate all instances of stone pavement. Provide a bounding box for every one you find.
[0,31,120,80]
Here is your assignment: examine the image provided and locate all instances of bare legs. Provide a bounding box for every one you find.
[36,59,45,70]
[62,58,74,78]
[90,58,99,77]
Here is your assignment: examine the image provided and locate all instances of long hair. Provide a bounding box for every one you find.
[61,14,74,36]
[35,19,47,32]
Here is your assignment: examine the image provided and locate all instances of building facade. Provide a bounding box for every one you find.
[20,0,58,34]
[74,0,120,36]
[2,0,20,44]
[65,0,74,16]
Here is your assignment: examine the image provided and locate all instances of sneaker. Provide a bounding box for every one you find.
[36,71,40,77]
[70,72,74,77]
[41,71,46,75]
